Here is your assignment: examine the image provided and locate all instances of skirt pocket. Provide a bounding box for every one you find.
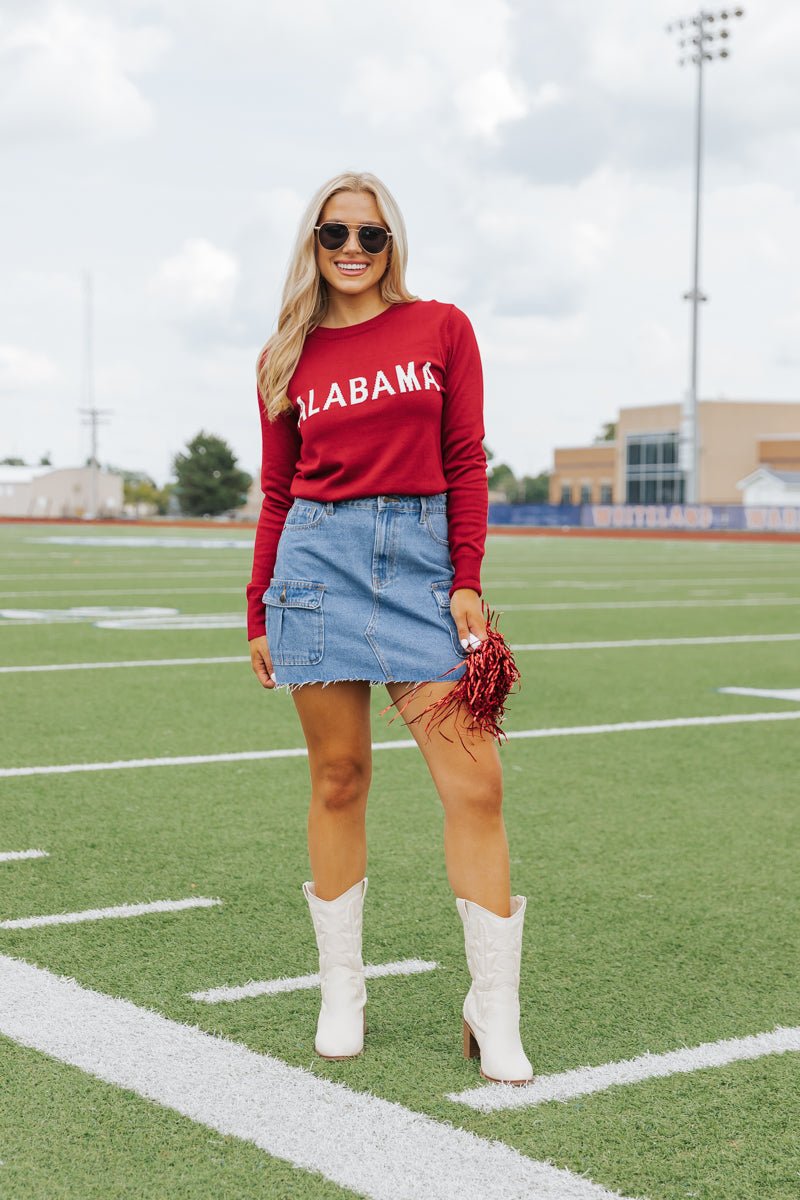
[264,578,326,665]
[430,580,469,661]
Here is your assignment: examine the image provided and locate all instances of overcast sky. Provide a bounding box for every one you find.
[2,0,798,486]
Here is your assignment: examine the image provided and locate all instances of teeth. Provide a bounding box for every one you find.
[336,262,368,272]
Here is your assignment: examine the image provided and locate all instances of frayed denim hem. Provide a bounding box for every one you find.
[274,676,450,694]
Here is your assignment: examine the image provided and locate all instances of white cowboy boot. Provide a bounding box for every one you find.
[302,876,368,1059]
[456,893,534,1085]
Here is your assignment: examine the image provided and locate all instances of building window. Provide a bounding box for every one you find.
[579,484,592,504]
[560,484,573,505]
[624,432,684,503]
[599,483,613,503]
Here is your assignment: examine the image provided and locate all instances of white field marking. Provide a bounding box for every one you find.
[490,576,799,590]
[0,570,247,581]
[5,633,800,675]
[29,536,253,549]
[94,613,244,630]
[0,587,241,597]
[3,710,800,780]
[0,896,221,930]
[0,606,178,627]
[0,955,638,1200]
[447,1023,800,1113]
[0,849,49,863]
[718,685,800,702]
[500,597,800,611]
[0,656,249,674]
[190,958,439,1003]
[514,633,800,652]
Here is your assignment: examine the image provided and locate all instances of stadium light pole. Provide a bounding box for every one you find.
[665,6,744,503]
[78,271,112,519]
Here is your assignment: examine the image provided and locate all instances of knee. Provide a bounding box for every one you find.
[443,765,504,821]
[313,756,370,813]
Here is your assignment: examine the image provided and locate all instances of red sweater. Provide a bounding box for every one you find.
[246,298,488,640]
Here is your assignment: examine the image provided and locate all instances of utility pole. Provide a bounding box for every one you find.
[77,271,112,518]
[665,6,744,503]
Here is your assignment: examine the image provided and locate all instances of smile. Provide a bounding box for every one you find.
[334,262,369,275]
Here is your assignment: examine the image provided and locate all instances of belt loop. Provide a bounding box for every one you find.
[420,493,428,521]
[325,500,334,515]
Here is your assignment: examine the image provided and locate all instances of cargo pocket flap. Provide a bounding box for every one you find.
[263,579,325,609]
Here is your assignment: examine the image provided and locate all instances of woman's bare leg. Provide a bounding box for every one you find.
[384,680,510,916]
[291,680,373,900]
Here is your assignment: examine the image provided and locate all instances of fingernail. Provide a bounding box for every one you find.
[468,633,481,646]
[460,638,469,649]
[270,672,277,682]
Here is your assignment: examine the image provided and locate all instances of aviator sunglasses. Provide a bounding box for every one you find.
[314,221,393,255]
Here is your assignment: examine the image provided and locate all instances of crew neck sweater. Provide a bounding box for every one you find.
[245,297,488,641]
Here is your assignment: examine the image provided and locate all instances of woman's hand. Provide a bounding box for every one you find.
[450,587,487,652]
[249,635,278,688]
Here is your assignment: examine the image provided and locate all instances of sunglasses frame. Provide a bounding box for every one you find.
[314,221,393,255]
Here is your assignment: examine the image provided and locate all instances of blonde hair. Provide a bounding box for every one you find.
[256,171,419,421]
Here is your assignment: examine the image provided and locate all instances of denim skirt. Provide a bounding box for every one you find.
[262,492,469,691]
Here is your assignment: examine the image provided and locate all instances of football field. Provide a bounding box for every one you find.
[1,521,798,1199]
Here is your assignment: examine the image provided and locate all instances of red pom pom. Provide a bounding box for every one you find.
[379,599,521,761]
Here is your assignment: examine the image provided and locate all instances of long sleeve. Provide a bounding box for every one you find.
[245,386,302,640]
[441,305,488,598]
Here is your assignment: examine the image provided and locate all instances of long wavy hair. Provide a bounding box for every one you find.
[256,171,419,421]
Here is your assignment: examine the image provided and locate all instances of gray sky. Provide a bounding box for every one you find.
[2,0,798,486]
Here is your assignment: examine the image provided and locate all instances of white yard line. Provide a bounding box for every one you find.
[190,958,439,1003]
[0,849,48,863]
[0,954,637,1200]
[0,656,249,674]
[2,711,799,779]
[5,632,800,674]
[447,1024,800,1113]
[513,633,800,651]
[501,597,800,611]
[0,587,241,597]
[718,686,800,702]
[0,896,221,930]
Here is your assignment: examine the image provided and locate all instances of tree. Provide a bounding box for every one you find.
[519,471,551,503]
[120,470,172,516]
[1,456,26,466]
[487,462,519,501]
[593,421,617,443]
[172,431,251,517]
[39,453,52,465]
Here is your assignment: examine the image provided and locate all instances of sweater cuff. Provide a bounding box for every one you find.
[246,585,267,641]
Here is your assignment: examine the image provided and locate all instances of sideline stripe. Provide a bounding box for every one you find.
[190,958,439,1003]
[0,896,221,930]
[0,955,636,1200]
[447,1024,800,1113]
[2,711,799,779]
[0,587,242,597]
[0,849,48,863]
[4,632,800,673]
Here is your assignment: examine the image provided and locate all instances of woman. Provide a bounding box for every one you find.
[246,170,532,1086]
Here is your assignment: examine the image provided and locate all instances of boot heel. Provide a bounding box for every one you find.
[462,1017,480,1059]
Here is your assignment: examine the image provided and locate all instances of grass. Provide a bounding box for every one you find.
[1,522,799,1199]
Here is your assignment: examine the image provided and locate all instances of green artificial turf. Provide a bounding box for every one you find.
[1,522,799,1199]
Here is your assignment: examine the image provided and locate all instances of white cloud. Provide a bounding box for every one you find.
[0,1,169,143]
[0,344,59,393]
[150,239,240,316]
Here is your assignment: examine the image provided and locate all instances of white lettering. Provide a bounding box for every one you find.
[307,388,319,417]
[323,382,347,410]
[422,361,440,391]
[350,377,368,405]
[372,370,396,399]
[297,396,307,422]
[394,362,420,393]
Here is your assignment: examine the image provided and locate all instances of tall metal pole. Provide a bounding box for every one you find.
[78,271,112,519]
[666,7,744,504]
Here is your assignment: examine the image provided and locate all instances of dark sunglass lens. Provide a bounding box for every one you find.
[358,226,389,253]
[318,223,348,250]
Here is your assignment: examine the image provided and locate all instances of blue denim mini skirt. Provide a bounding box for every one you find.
[262,492,469,691]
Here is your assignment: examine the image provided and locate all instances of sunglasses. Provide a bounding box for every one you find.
[314,221,393,255]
